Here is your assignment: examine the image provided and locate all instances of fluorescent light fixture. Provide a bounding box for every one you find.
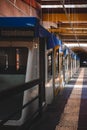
[80,44,87,47]
[64,43,87,47]
[63,21,87,23]
[59,28,87,30]
[64,43,79,47]
[41,4,87,8]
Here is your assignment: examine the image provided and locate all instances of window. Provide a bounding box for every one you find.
[55,50,59,78]
[0,47,28,74]
[47,52,53,81]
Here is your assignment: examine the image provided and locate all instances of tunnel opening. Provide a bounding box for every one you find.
[71,47,87,67]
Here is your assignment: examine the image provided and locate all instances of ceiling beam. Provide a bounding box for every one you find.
[48,28,87,33]
[42,13,87,22]
[60,35,87,40]
[41,0,87,53]
[62,39,87,43]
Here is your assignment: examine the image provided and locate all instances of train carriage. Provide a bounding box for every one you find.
[0,17,60,126]
[0,17,80,127]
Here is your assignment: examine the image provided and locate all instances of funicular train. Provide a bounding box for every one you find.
[0,17,80,127]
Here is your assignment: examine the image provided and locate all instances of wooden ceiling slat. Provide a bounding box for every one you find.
[42,14,87,22]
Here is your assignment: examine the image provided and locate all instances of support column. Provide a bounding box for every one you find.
[39,38,45,115]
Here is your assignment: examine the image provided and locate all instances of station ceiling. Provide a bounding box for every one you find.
[37,0,87,55]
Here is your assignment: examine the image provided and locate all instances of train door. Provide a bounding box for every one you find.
[68,54,71,81]
[59,52,65,89]
[45,49,54,104]
[71,56,73,78]
[64,56,67,83]
[62,55,66,84]
[65,55,69,83]
[53,47,60,96]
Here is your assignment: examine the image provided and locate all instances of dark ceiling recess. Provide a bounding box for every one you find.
[42,8,87,14]
[41,0,87,5]
[36,0,41,3]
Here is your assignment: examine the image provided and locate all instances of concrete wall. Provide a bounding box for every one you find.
[0,0,40,17]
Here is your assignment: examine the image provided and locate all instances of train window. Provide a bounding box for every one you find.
[47,52,53,81]
[64,57,67,71]
[0,47,28,74]
[0,47,28,120]
[68,55,71,70]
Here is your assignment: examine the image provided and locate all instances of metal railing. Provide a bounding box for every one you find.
[0,79,42,129]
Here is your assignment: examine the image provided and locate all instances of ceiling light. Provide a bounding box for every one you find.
[41,4,87,8]
[64,43,87,47]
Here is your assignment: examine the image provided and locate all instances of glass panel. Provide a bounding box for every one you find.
[47,52,52,81]
[0,47,28,120]
[55,50,59,78]
[0,47,28,74]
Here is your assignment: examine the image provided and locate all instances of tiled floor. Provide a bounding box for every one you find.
[56,68,87,130]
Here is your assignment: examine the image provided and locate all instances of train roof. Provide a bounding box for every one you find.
[0,17,39,28]
[0,17,61,49]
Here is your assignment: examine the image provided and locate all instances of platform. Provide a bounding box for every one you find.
[30,68,87,130]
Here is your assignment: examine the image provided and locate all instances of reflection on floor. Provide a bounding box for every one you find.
[30,68,87,130]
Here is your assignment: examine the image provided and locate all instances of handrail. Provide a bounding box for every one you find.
[0,95,39,126]
[0,78,42,127]
[0,79,41,101]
